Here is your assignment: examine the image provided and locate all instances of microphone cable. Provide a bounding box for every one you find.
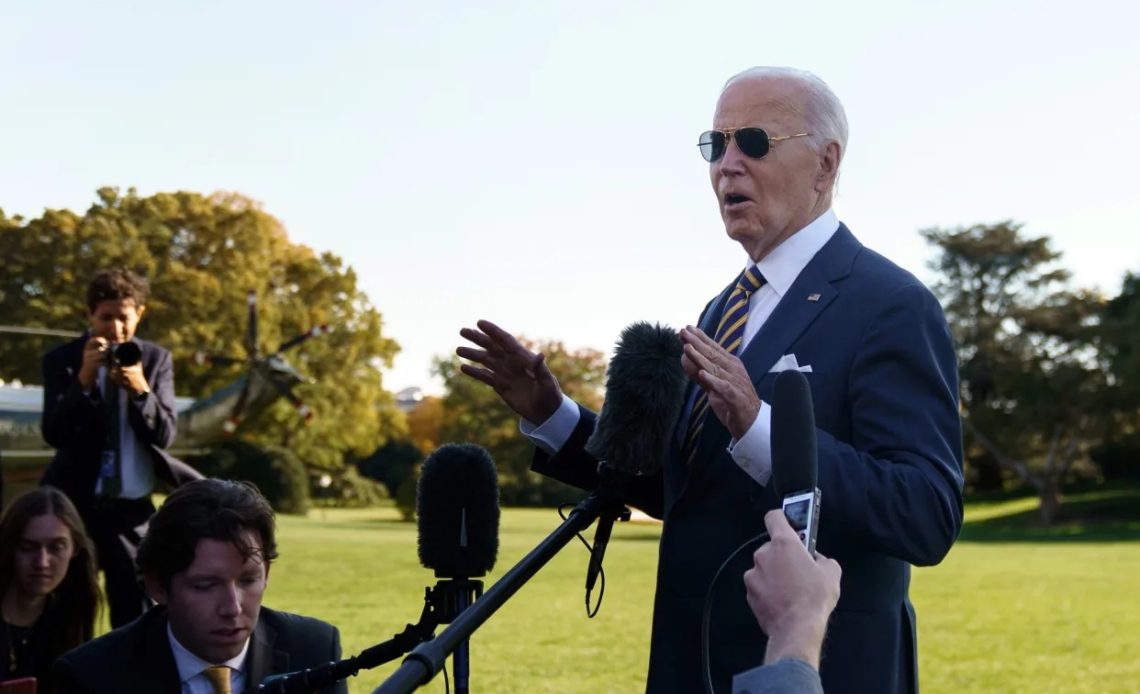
[558,502,607,618]
[701,530,770,694]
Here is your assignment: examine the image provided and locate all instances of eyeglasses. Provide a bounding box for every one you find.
[697,128,811,163]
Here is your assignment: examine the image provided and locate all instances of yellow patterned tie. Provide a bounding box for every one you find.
[202,665,233,694]
[682,266,766,466]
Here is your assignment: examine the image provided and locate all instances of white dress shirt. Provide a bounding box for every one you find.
[522,209,840,487]
[168,624,250,694]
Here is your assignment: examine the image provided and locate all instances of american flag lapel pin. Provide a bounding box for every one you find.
[807,293,821,302]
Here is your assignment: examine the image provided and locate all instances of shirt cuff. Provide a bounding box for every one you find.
[519,394,580,456]
[727,401,773,486]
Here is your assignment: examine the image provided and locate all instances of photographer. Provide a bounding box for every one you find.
[40,268,198,629]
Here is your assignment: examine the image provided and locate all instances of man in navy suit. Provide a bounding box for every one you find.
[457,66,963,693]
[40,268,199,628]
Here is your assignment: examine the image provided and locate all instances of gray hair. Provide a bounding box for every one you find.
[724,67,849,159]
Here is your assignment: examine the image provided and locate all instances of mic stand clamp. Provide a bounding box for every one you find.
[374,492,610,694]
[259,578,483,694]
[585,464,632,600]
[426,578,484,694]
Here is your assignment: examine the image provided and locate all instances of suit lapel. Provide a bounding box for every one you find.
[135,609,183,691]
[740,225,860,383]
[244,611,285,693]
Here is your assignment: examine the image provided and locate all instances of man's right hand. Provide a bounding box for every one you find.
[78,336,109,390]
[744,510,841,669]
[457,319,564,424]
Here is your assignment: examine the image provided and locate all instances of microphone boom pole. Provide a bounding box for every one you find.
[373,493,608,694]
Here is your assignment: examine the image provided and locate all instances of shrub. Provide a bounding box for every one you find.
[311,466,389,508]
[188,439,311,514]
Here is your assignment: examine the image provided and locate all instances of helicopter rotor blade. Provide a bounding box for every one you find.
[275,324,331,354]
[267,377,314,424]
[244,290,259,359]
[0,325,83,338]
[192,351,245,368]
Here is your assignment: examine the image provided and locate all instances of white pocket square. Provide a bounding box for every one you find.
[768,353,813,373]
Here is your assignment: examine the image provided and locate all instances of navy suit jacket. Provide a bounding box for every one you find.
[53,605,346,693]
[40,335,198,515]
[533,225,964,694]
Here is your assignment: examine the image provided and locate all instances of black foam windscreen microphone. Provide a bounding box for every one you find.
[416,443,500,578]
[584,321,688,477]
[581,322,686,599]
[770,369,819,496]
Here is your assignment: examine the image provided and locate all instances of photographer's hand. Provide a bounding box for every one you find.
[111,363,150,396]
[79,336,108,390]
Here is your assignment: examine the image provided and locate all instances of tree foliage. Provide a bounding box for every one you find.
[1091,272,1140,480]
[1100,273,1140,411]
[0,187,403,472]
[923,221,1108,522]
[433,339,607,506]
[406,395,444,455]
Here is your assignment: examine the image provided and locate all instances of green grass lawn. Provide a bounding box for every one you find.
[151,491,1140,693]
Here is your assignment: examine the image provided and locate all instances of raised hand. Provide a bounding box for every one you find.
[457,319,563,424]
[679,325,761,439]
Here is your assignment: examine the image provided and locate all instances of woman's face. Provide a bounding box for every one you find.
[12,514,75,598]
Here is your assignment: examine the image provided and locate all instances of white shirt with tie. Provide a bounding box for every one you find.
[168,624,250,694]
[88,359,156,498]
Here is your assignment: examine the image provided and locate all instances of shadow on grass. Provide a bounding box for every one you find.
[960,488,1140,543]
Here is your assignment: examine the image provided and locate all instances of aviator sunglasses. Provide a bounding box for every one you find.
[697,127,811,163]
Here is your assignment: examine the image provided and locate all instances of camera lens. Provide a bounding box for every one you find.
[111,342,142,367]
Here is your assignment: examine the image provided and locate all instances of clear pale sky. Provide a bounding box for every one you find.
[2,0,1136,394]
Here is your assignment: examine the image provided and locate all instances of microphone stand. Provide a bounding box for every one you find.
[372,492,611,694]
[585,465,631,609]
[258,579,482,693]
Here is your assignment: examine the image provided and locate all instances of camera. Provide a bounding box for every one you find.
[106,341,142,367]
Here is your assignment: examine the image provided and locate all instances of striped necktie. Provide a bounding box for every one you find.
[202,665,233,694]
[682,266,766,466]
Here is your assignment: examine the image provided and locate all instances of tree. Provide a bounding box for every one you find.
[1092,272,1140,481]
[358,439,423,498]
[0,187,403,475]
[406,395,444,455]
[433,339,606,505]
[922,221,1107,523]
[1100,273,1140,408]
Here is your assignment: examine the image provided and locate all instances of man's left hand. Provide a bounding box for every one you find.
[680,325,760,439]
[110,363,150,396]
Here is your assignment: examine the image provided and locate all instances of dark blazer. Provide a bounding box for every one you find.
[533,225,964,694]
[53,606,346,694]
[39,335,196,512]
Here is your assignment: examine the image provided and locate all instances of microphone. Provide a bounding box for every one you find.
[771,370,821,553]
[582,322,687,595]
[415,443,499,694]
[417,443,500,578]
[584,322,688,476]
[260,446,501,694]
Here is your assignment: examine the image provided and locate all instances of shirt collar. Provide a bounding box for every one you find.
[167,623,250,684]
[752,209,840,297]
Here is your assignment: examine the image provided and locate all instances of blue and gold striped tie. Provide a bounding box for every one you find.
[682,266,765,466]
